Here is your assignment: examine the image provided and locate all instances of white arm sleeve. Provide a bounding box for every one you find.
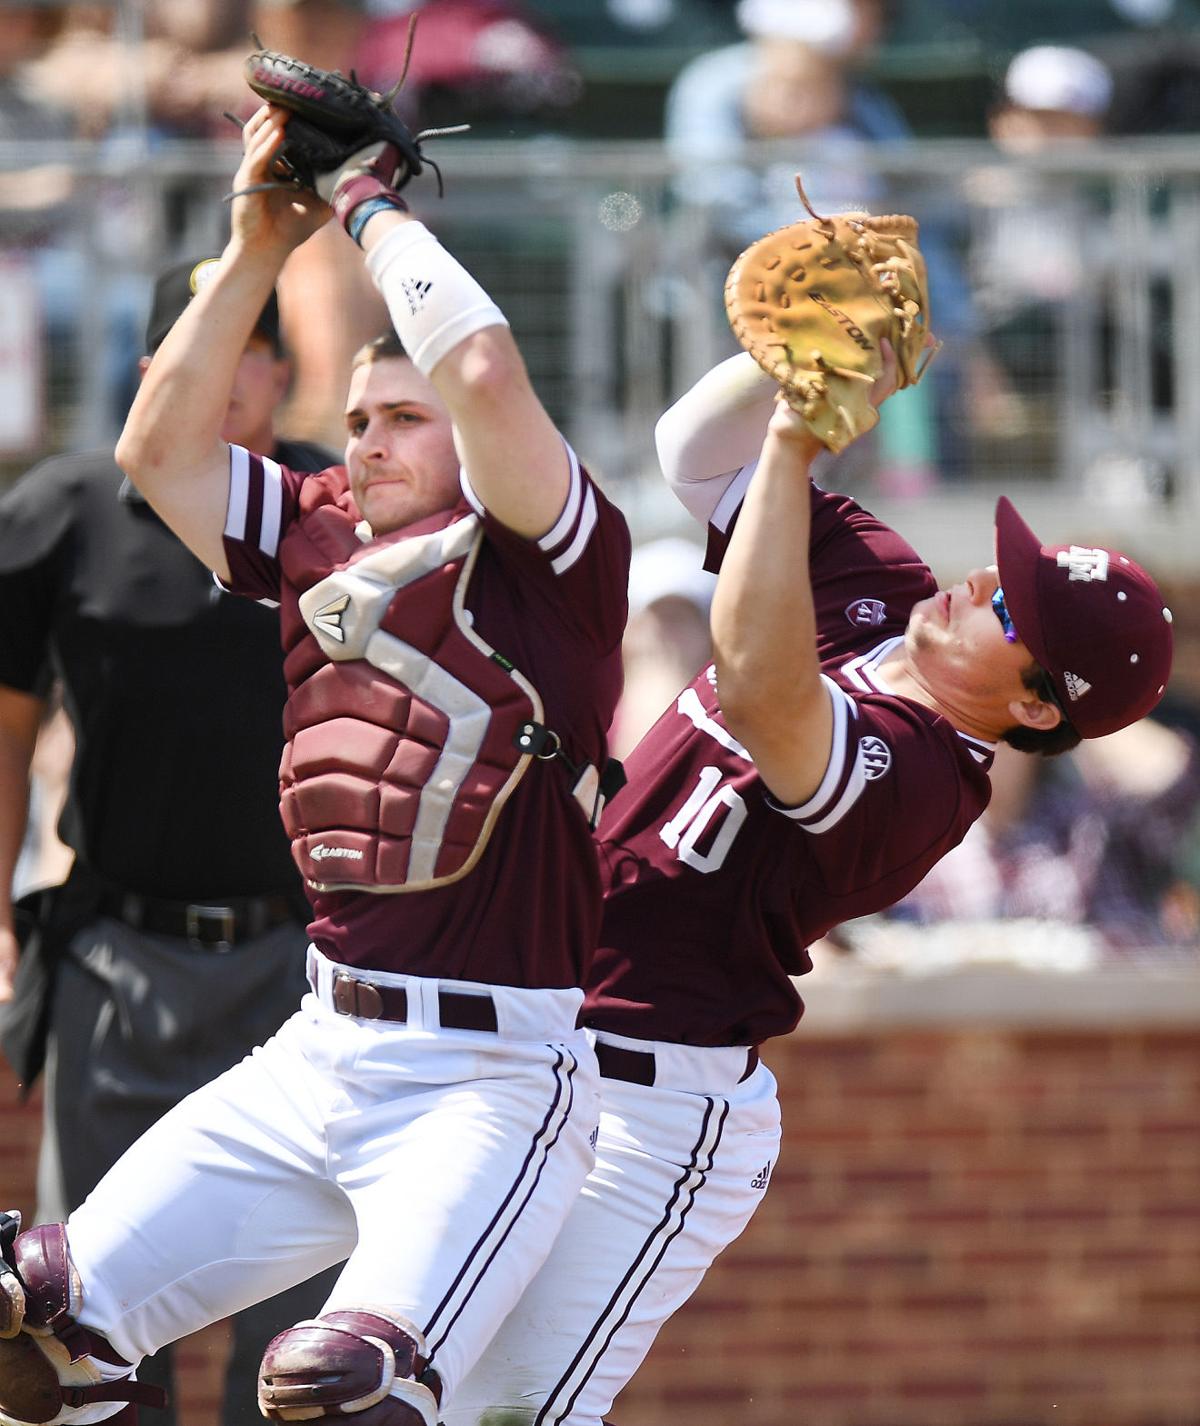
[365,221,508,376]
[654,353,779,525]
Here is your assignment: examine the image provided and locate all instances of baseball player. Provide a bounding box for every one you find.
[446,347,1175,1426]
[0,98,629,1426]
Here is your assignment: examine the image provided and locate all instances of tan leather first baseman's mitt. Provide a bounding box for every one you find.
[724,179,938,452]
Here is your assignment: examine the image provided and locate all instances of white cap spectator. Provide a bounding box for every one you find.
[1004,45,1114,118]
[735,0,857,55]
[1109,0,1176,23]
[627,537,715,618]
[607,0,677,29]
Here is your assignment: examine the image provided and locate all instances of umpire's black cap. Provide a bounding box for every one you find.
[145,256,282,354]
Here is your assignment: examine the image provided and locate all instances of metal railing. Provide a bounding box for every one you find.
[3,135,1200,572]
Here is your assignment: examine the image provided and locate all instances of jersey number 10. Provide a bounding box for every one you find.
[659,766,748,874]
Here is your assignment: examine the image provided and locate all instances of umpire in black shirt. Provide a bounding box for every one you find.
[0,257,341,1425]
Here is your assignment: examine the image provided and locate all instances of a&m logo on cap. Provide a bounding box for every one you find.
[1057,547,1109,582]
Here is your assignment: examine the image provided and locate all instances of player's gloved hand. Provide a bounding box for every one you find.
[244,49,427,196]
[766,393,824,460]
[724,177,939,453]
[241,48,461,238]
[310,137,410,230]
[229,105,332,258]
[312,140,400,203]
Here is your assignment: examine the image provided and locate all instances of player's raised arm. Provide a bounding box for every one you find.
[713,350,901,804]
[654,352,780,525]
[710,401,833,805]
[115,106,329,580]
[710,190,931,801]
[239,52,570,540]
[363,225,568,539]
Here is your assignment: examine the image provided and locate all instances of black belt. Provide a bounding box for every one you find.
[595,1041,759,1088]
[99,889,299,951]
[329,972,499,1033]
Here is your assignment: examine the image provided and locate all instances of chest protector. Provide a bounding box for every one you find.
[278,490,543,894]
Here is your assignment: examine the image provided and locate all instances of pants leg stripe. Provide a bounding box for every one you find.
[534,1095,730,1426]
[424,1046,580,1362]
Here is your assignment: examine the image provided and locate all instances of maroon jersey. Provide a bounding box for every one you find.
[222,443,630,988]
[587,481,993,1047]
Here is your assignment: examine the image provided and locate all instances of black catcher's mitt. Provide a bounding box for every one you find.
[244,48,430,196]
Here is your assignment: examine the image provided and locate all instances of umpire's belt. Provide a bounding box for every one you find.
[99,888,298,951]
[322,969,498,1033]
[593,1034,758,1092]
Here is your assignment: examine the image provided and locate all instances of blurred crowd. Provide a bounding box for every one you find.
[3,0,1200,974]
[5,0,1200,454]
[8,0,1200,145]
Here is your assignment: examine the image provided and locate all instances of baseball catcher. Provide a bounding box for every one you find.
[724,179,939,452]
[1,32,630,1426]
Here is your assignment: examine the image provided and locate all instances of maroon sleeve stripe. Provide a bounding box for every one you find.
[225,445,285,558]
[244,452,265,552]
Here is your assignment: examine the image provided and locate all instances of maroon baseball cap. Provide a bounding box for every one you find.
[994,497,1173,738]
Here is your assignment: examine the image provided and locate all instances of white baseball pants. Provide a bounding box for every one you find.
[65,949,600,1405]
[444,1030,782,1426]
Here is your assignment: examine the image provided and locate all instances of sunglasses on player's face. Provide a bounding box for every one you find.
[991,585,1018,644]
[993,585,1067,718]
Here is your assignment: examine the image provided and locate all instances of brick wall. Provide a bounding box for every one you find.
[4,1018,1199,1426]
[617,1023,1200,1426]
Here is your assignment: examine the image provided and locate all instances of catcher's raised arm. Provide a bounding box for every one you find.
[724,179,938,452]
[243,46,573,542]
[115,105,330,582]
